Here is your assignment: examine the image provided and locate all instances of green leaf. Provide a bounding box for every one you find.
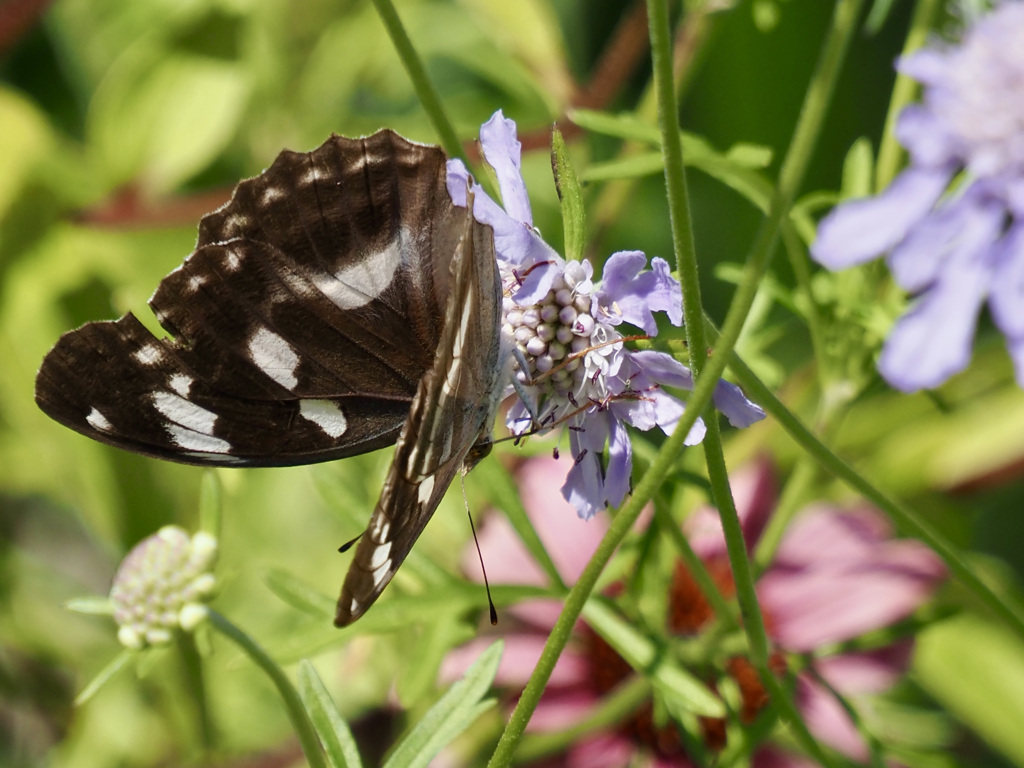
[569,108,661,145]
[582,599,723,717]
[0,87,54,217]
[65,596,115,615]
[297,660,365,768]
[915,614,1024,766]
[582,152,665,183]
[724,142,774,169]
[263,568,336,618]
[550,125,585,262]
[383,640,503,768]
[75,649,134,706]
[89,50,249,192]
[840,137,875,199]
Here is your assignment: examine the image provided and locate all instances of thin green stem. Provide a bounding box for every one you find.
[648,0,707,371]
[783,220,830,386]
[760,671,836,767]
[701,418,770,665]
[177,633,215,753]
[208,611,326,768]
[489,1,864,763]
[875,0,941,191]
[369,0,466,165]
[647,0,771,672]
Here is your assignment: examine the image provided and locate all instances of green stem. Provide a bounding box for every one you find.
[783,220,830,387]
[489,1,864,763]
[724,350,1024,642]
[648,0,707,370]
[760,671,836,767]
[647,0,771,676]
[177,633,215,753]
[208,611,326,768]
[369,0,466,165]
[701,418,770,662]
[874,0,940,191]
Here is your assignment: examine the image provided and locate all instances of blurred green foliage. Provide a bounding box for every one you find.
[2,0,1024,767]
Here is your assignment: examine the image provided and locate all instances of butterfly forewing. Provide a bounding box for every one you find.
[335,194,503,626]
[36,131,468,467]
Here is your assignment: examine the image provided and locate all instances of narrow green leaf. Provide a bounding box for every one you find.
[65,596,114,615]
[263,568,336,618]
[297,660,365,768]
[550,126,585,262]
[568,108,661,145]
[582,152,665,183]
[582,599,723,717]
[724,142,774,169]
[383,640,503,768]
[75,649,134,705]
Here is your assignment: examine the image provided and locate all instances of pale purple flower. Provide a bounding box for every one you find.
[109,525,218,648]
[445,456,946,766]
[812,4,1024,392]
[449,111,765,519]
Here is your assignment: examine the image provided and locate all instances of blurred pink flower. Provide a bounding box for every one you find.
[445,456,946,766]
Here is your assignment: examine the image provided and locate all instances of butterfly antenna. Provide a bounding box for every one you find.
[461,476,498,625]
[338,532,363,553]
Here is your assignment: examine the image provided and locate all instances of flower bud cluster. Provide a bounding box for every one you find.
[503,261,622,403]
[109,526,218,649]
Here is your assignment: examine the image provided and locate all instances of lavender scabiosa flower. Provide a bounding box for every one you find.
[109,525,218,649]
[812,4,1024,392]
[449,111,765,519]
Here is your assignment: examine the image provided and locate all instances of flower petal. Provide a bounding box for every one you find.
[563,418,610,520]
[811,165,952,269]
[712,379,767,428]
[989,221,1024,338]
[894,104,959,168]
[816,642,913,694]
[888,190,1002,292]
[795,675,870,761]
[758,508,945,651]
[879,249,994,393]
[439,634,588,688]
[479,110,534,226]
[595,251,683,333]
[603,415,632,509]
[447,157,562,292]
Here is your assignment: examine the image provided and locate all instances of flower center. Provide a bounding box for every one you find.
[501,261,628,438]
[940,8,1024,177]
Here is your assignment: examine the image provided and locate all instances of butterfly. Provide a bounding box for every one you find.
[35,130,506,626]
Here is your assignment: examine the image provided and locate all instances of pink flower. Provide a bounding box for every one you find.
[445,456,946,766]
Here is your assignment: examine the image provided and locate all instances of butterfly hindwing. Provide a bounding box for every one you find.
[36,131,469,467]
[335,194,503,626]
